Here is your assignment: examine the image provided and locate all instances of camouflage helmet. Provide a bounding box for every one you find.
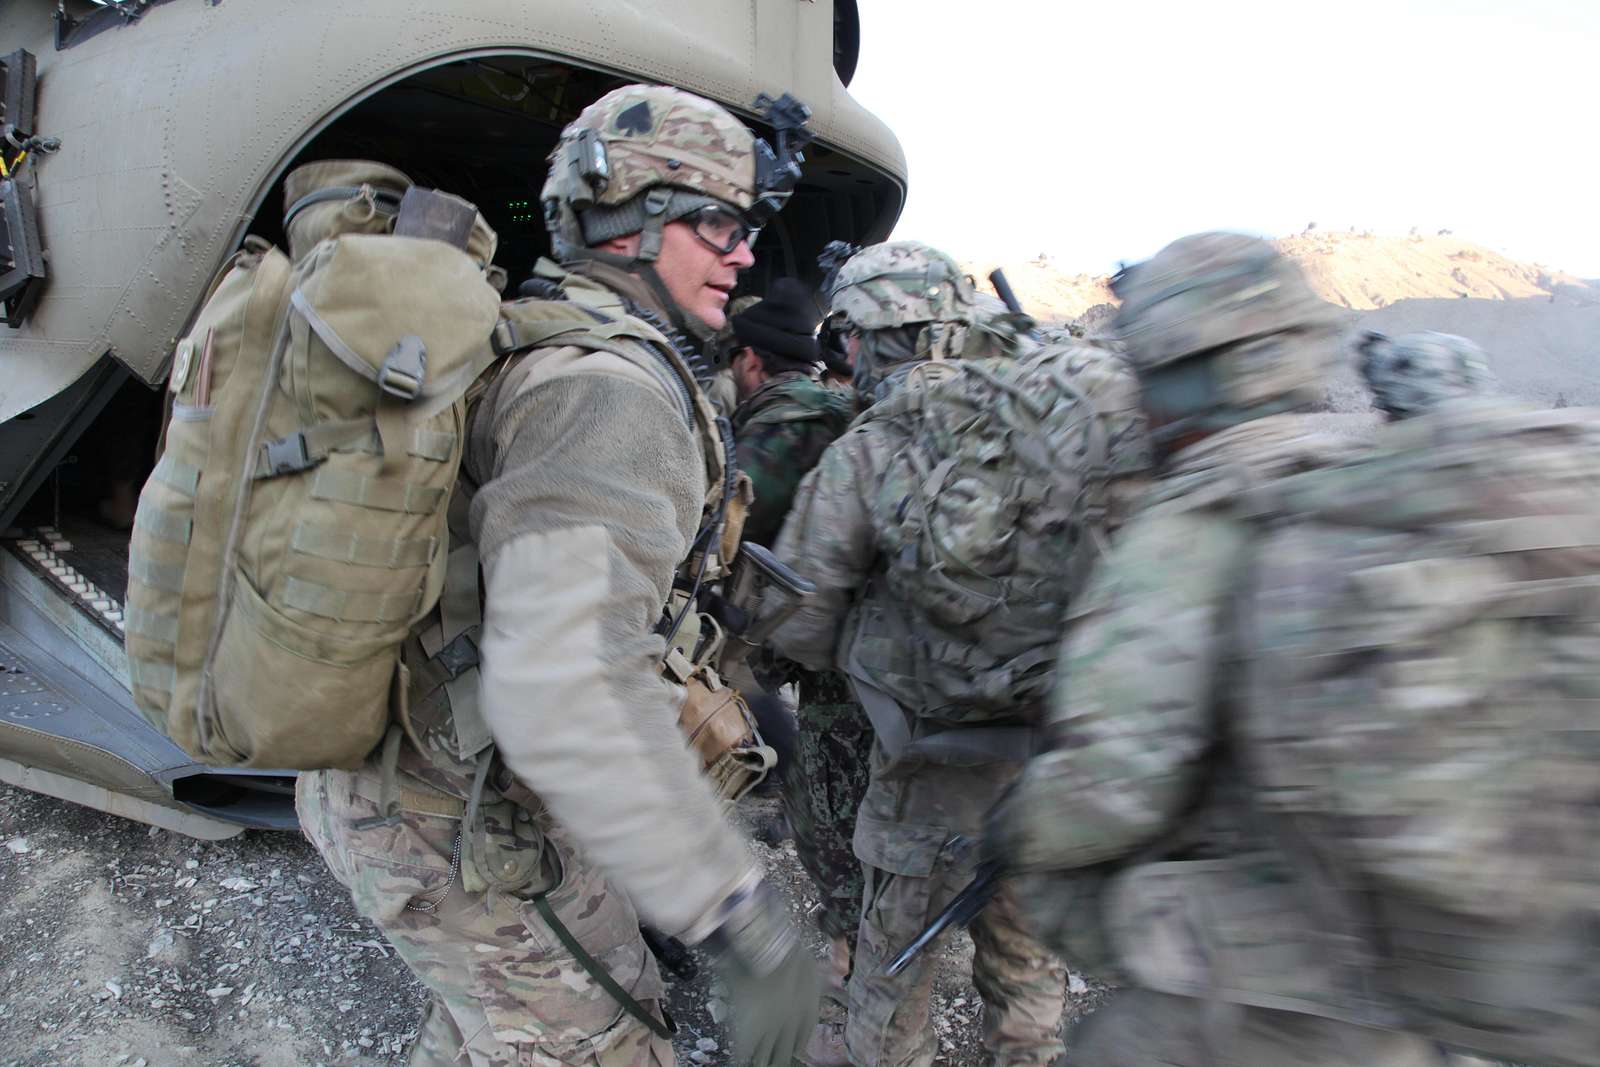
[1111,232,1342,426]
[1357,330,1496,419]
[828,240,978,332]
[542,85,805,263]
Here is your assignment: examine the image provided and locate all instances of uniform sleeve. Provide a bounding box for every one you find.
[767,430,881,671]
[1001,509,1241,872]
[470,368,757,937]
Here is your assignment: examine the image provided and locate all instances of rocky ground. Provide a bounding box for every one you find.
[0,785,1104,1066]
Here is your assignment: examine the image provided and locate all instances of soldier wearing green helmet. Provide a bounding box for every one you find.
[297,84,819,1067]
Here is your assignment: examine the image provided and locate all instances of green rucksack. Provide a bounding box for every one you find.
[125,162,503,769]
[1237,400,1600,1066]
[863,341,1149,719]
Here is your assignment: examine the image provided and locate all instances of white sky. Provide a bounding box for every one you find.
[847,0,1600,276]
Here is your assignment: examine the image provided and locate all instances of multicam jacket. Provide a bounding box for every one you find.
[1005,403,1600,1067]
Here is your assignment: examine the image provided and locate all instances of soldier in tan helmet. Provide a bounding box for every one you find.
[297,84,820,1067]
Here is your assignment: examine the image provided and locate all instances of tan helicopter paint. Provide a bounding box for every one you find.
[0,0,906,422]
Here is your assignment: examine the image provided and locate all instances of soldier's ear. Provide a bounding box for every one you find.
[595,233,642,257]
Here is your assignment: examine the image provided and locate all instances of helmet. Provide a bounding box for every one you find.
[827,240,977,332]
[827,241,981,405]
[541,85,806,262]
[1357,330,1496,419]
[1110,232,1342,428]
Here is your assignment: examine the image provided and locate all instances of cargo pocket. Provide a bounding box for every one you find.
[312,768,457,926]
[205,570,397,767]
[475,830,667,1059]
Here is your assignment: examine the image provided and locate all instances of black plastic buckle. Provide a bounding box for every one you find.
[261,432,320,477]
[435,627,480,680]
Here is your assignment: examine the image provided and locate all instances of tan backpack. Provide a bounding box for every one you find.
[125,162,502,769]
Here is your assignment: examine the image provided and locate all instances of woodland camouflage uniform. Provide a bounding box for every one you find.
[772,241,1108,1067]
[299,85,819,1067]
[991,234,1600,1067]
[729,367,868,958]
[732,370,854,548]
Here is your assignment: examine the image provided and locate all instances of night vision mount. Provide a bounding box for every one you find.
[748,92,814,228]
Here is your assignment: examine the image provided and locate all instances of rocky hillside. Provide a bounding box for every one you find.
[966,230,1596,321]
[967,231,1600,409]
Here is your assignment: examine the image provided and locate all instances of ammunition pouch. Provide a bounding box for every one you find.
[664,634,776,803]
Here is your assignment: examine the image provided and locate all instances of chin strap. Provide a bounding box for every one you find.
[636,188,674,262]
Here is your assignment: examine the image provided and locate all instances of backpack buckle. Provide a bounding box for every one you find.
[379,335,427,400]
[491,319,520,356]
[260,431,321,477]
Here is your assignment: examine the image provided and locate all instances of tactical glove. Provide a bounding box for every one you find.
[705,882,821,1067]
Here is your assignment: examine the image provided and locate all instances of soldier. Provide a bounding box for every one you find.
[705,294,761,418]
[987,233,1600,1066]
[720,279,866,1060]
[1356,329,1497,420]
[296,85,819,1067]
[771,240,1104,1067]
[728,278,855,546]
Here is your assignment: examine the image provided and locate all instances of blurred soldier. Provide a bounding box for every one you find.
[728,278,855,546]
[706,294,761,417]
[1356,329,1497,419]
[297,85,819,1067]
[989,233,1600,1067]
[773,240,1150,1067]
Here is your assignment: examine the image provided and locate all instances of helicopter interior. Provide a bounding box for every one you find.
[6,53,898,604]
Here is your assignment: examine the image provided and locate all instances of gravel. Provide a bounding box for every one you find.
[0,785,1103,1065]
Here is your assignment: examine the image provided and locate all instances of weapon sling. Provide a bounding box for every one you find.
[529,893,677,1039]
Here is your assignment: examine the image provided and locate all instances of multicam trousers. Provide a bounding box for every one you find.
[782,671,874,954]
[846,853,1067,1067]
[297,768,673,1067]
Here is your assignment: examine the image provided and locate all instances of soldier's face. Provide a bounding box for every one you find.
[598,220,755,329]
[653,219,756,329]
[731,348,767,401]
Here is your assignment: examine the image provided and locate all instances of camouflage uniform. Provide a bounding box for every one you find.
[781,667,873,953]
[991,234,1505,1067]
[731,370,855,548]
[299,86,819,1067]
[728,364,866,959]
[773,242,1082,1067]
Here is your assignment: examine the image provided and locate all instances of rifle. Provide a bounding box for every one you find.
[987,268,1038,345]
[988,268,1025,317]
[884,860,1004,977]
[715,542,816,678]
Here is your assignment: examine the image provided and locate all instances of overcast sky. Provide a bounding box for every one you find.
[846,0,1600,276]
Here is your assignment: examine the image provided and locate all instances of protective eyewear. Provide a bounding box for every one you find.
[684,205,759,255]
